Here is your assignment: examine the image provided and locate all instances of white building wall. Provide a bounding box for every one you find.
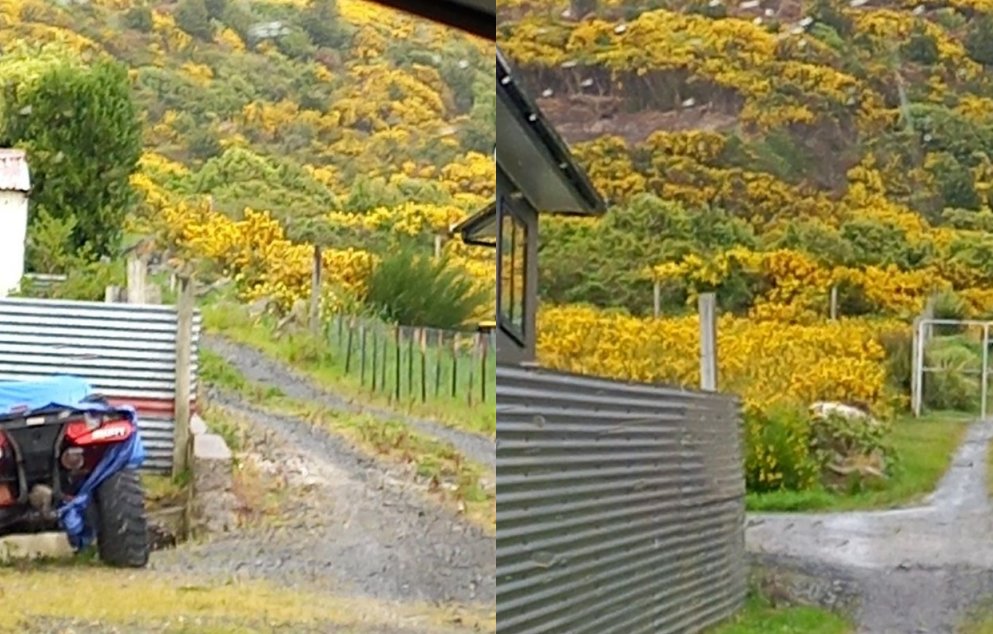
[0,191,28,297]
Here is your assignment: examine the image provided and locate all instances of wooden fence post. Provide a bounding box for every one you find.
[394,326,402,403]
[309,245,322,337]
[126,254,147,305]
[419,329,427,403]
[172,276,194,477]
[357,323,366,383]
[653,281,661,318]
[699,292,718,392]
[435,330,443,397]
[830,285,838,321]
[480,332,488,402]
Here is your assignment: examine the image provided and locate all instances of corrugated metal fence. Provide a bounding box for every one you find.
[0,297,200,472]
[497,364,746,633]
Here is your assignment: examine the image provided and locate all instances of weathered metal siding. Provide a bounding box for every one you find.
[0,298,201,472]
[497,365,746,634]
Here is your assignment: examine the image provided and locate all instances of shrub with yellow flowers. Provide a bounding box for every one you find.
[156,201,375,314]
[537,304,904,491]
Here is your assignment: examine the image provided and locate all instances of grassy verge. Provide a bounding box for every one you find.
[140,472,190,512]
[961,599,993,633]
[198,404,289,528]
[747,411,973,512]
[201,300,495,436]
[200,350,495,533]
[707,590,853,634]
[0,566,492,633]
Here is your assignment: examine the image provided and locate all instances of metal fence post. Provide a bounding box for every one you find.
[911,318,924,418]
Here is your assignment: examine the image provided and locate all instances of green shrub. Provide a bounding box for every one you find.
[931,290,968,336]
[923,340,980,411]
[879,329,913,395]
[810,412,896,493]
[365,242,488,330]
[744,403,819,493]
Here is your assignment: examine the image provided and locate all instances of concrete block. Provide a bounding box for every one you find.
[0,532,73,562]
[194,432,232,462]
[190,414,208,436]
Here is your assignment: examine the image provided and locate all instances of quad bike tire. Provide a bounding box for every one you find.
[94,468,150,568]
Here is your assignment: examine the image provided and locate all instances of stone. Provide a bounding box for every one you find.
[192,432,237,536]
[810,401,880,426]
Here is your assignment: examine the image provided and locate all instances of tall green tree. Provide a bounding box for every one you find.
[1,58,142,263]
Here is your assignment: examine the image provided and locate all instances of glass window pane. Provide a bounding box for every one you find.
[499,203,527,339]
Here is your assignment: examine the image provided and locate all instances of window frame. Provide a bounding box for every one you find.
[496,194,528,346]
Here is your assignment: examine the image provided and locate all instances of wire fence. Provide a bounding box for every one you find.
[328,314,496,409]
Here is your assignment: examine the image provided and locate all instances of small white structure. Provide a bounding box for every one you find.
[0,149,29,297]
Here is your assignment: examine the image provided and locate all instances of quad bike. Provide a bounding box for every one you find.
[0,374,150,567]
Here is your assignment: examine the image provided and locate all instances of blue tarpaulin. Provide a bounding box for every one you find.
[0,375,145,550]
[0,375,94,417]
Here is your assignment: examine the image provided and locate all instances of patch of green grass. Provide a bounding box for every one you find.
[708,591,853,634]
[199,399,247,453]
[141,472,190,510]
[960,599,993,633]
[202,301,495,437]
[202,354,495,533]
[747,411,972,512]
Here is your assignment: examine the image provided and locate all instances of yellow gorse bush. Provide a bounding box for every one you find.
[645,246,969,320]
[152,199,375,314]
[537,304,898,415]
[538,304,910,492]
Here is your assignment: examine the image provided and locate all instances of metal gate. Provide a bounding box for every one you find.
[911,318,993,419]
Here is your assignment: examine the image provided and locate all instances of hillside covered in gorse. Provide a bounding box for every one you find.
[499,0,993,492]
[0,0,495,321]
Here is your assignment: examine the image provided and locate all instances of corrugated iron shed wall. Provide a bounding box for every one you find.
[497,364,747,633]
[0,297,201,472]
[0,149,30,192]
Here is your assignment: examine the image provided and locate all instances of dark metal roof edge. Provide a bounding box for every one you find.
[366,0,494,40]
[497,48,606,216]
[450,200,497,247]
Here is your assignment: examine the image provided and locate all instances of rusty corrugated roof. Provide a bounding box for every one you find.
[0,149,30,193]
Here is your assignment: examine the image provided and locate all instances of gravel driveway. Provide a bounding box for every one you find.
[749,420,993,633]
[153,392,495,608]
[203,334,496,469]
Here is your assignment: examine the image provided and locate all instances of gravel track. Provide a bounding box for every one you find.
[153,392,495,608]
[203,334,495,469]
[748,420,993,633]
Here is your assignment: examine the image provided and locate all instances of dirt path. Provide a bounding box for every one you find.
[153,392,495,608]
[748,420,993,633]
[203,334,496,469]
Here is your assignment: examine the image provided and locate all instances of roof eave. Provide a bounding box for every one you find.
[496,49,606,217]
